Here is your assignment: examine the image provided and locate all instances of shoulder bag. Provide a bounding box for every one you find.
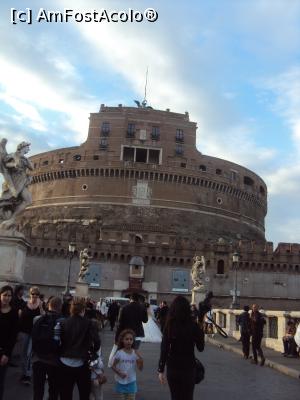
[195,358,205,384]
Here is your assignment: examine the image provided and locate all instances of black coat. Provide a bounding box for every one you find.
[250,311,266,338]
[157,306,169,324]
[238,311,251,335]
[60,315,100,359]
[158,321,204,373]
[115,301,148,340]
[107,302,120,320]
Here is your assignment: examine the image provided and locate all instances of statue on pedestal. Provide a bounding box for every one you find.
[191,255,206,291]
[78,248,92,280]
[0,139,33,231]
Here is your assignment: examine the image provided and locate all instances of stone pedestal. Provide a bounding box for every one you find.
[0,230,30,285]
[191,287,206,305]
[75,281,89,297]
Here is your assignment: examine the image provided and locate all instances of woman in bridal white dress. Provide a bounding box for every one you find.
[140,303,162,343]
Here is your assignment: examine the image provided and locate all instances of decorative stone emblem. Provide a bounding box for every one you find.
[132,180,152,205]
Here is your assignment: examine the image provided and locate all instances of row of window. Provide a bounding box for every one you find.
[101,122,184,142]
[31,167,265,208]
[43,158,262,193]
[215,259,300,274]
[27,245,299,273]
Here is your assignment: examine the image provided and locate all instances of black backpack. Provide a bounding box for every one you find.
[32,313,60,356]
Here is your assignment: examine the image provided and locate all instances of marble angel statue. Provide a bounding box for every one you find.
[0,139,33,230]
[191,255,206,290]
[78,248,92,280]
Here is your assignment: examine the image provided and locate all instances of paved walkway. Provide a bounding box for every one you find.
[4,329,300,399]
[207,333,300,379]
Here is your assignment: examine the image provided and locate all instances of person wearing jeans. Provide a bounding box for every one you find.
[32,296,64,400]
[19,287,44,385]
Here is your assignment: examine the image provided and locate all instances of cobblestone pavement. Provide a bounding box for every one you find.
[4,329,300,400]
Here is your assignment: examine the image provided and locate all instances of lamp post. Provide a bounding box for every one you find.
[231,252,239,309]
[63,242,76,298]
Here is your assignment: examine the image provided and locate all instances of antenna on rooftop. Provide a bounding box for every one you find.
[142,67,148,107]
[134,67,152,109]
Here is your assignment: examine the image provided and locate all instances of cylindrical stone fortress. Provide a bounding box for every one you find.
[23,104,267,247]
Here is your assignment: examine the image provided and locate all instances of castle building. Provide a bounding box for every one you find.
[19,104,300,309]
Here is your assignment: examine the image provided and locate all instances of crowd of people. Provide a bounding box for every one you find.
[237,303,300,364]
[2,284,296,400]
[0,285,208,400]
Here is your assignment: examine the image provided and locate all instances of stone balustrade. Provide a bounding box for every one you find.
[213,308,300,352]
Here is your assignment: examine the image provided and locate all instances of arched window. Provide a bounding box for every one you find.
[217,259,225,274]
[135,234,143,244]
[244,176,254,186]
[259,186,265,196]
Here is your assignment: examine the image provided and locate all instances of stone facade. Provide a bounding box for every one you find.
[16,104,300,309]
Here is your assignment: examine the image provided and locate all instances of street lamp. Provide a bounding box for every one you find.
[63,242,76,298]
[231,252,239,309]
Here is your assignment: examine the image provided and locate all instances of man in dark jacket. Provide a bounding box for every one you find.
[237,305,251,359]
[250,304,266,366]
[32,297,64,400]
[107,301,120,331]
[115,293,148,348]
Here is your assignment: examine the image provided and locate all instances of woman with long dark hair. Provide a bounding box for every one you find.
[158,296,204,400]
[0,285,19,400]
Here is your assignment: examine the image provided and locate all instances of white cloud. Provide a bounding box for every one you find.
[265,164,300,196]
[0,93,47,132]
[262,66,300,151]
[257,66,300,203]
[0,56,95,143]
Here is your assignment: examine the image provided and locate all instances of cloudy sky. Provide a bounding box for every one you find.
[0,0,299,246]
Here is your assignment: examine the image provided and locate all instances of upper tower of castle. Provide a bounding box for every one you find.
[28,104,267,242]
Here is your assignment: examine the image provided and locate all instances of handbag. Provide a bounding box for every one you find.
[91,367,107,385]
[195,358,205,384]
[87,350,98,368]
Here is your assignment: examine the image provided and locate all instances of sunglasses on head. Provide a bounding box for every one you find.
[31,292,39,296]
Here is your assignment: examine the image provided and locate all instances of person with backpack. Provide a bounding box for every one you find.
[32,296,64,400]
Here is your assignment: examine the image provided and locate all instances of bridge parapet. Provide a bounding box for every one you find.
[212,308,300,352]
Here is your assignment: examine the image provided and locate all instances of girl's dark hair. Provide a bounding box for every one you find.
[0,285,13,307]
[117,329,135,349]
[164,296,193,337]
